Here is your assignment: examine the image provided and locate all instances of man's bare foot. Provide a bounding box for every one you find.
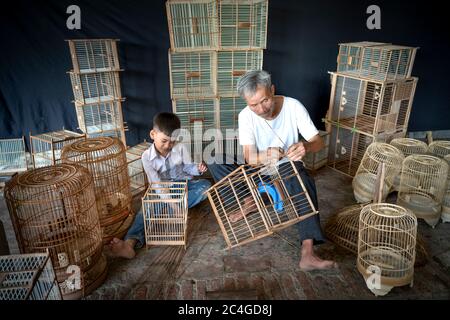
[299,254,338,271]
[228,197,258,223]
[105,238,136,259]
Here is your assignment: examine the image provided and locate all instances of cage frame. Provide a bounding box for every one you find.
[126,141,151,198]
[0,137,28,175]
[337,42,389,74]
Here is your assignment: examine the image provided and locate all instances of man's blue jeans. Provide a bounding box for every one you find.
[124,179,211,248]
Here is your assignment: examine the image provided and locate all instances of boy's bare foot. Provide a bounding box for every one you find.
[105,238,136,259]
[299,254,338,271]
[228,197,258,223]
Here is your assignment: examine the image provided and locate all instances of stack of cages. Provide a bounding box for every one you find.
[67,39,127,147]
[0,137,27,176]
[126,141,151,198]
[326,42,419,177]
[167,0,268,164]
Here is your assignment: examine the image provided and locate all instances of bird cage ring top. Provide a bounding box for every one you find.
[390,138,428,157]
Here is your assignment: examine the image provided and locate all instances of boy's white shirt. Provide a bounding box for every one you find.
[238,96,319,152]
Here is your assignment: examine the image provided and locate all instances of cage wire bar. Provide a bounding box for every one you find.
[30,130,86,168]
[126,141,151,197]
[0,252,62,300]
[0,137,27,175]
[142,181,188,247]
[3,165,107,299]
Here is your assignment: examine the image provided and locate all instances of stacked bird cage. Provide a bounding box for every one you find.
[206,160,318,248]
[61,137,133,243]
[352,142,404,203]
[0,252,62,300]
[142,181,188,248]
[428,140,450,159]
[326,42,419,177]
[0,137,27,175]
[67,39,127,146]
[442,154,450,223]
[397,155,449,227]
[302,130,330,171]
[4,164,106,299]
[167,0,268,162]
[357,203,417,296]
[30,130,86,168]
[126,141,151,198]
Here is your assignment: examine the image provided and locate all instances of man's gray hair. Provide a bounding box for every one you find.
[236,70,272,98]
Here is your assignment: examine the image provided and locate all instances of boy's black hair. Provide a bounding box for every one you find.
[153,112,181,136]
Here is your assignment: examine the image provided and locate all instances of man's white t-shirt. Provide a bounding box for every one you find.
[238,96,319,152]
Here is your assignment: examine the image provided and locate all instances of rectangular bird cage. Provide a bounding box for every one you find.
[218,96,247,131]
[327,72,418,137]
[166,0,219,52]
[69,71,122,105]
[169,50,217,98]
[142,181,188,247]
[67,39,121,73]
[0,252,62,300]
[0,137,27,175]
[337,42,418,81]
[206,160,318,249]
[179,134,224,164]
[302,130,330,171]
[217,50,263,95]
[218,0,268,49]
[126,141,151,197]
[173,98,218,136]
[30,130,86,168]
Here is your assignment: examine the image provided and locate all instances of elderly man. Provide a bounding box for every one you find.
[208,70,337,271]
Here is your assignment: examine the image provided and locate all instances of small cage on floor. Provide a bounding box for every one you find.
[0,252,61,300]
[352,143,404,203]
[206,160,318,249]
[327,72,418,137]
[217,50,263,95]
[302,130,330,171]
[142,181,188,247]
[218,0,268,49]
[428,140,450,159]
[337,42,388,74]
[442,155,450,223]
[126,141,151,197]
[397,155,449,227]
[61,137,133,243]
[4,164,106,299]
[30,130,86,168]
[166,0,219,52]
[0,137,27,175]
[69,71,122,105]
[169,50,216,98]
[67,39,121,74]
[357,203,417,296]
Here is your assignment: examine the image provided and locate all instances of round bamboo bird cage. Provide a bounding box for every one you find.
[441,154,450,223]
[357,203,417,296]
[390,138,428,192]
[3,164,107,299]
[397,155,449,227]
[428,140,450,158]
[352,143,404,203]
[61,137,133,243]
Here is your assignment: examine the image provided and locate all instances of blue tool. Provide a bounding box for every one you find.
[258,181,283,213]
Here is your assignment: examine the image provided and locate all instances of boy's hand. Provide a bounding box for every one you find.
[198,162,208,174]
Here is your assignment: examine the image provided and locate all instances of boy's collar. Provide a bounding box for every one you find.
[149,143,179,160]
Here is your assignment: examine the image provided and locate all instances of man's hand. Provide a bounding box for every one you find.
[286,142,307,161]
[266,147,284,164]
[198,161,208,174]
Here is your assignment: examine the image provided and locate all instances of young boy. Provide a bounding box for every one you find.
[107,112,211,259]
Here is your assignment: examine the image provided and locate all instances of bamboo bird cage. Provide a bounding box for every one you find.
[218,96,247,133]
[61,137,133,243]
[206,160,318,249]
[30,130,86,168]
[397,155,449,227]
[3,164,106,299]
[357,203,417,296]
[302,130,330,171]
[352,143,404,203]
[337,42,389,74]
[428,140,450,159]
[126,141,151,198]
[173,98,217,136]
[0,252,62,300]
[142,181,188,248]
[0,137,27,175]
[440,154,450,223]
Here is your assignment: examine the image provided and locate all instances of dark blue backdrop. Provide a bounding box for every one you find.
[1,0,449,148]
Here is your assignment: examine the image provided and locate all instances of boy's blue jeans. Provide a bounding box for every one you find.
[124,179,211,248]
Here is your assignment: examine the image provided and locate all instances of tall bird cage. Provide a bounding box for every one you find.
[0,252,61,300]
[357,203,417,296]
[206,160,318,249]
[142,181,188,248]
[61,137,133,243]
[428,140,450,159]
[442,155,450,223]
[0,137,27,175]
[397,155,449,227]
[126,141,151,198]
[4,164,107,299]
[352,142,404,203]
[30,130,86,168]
